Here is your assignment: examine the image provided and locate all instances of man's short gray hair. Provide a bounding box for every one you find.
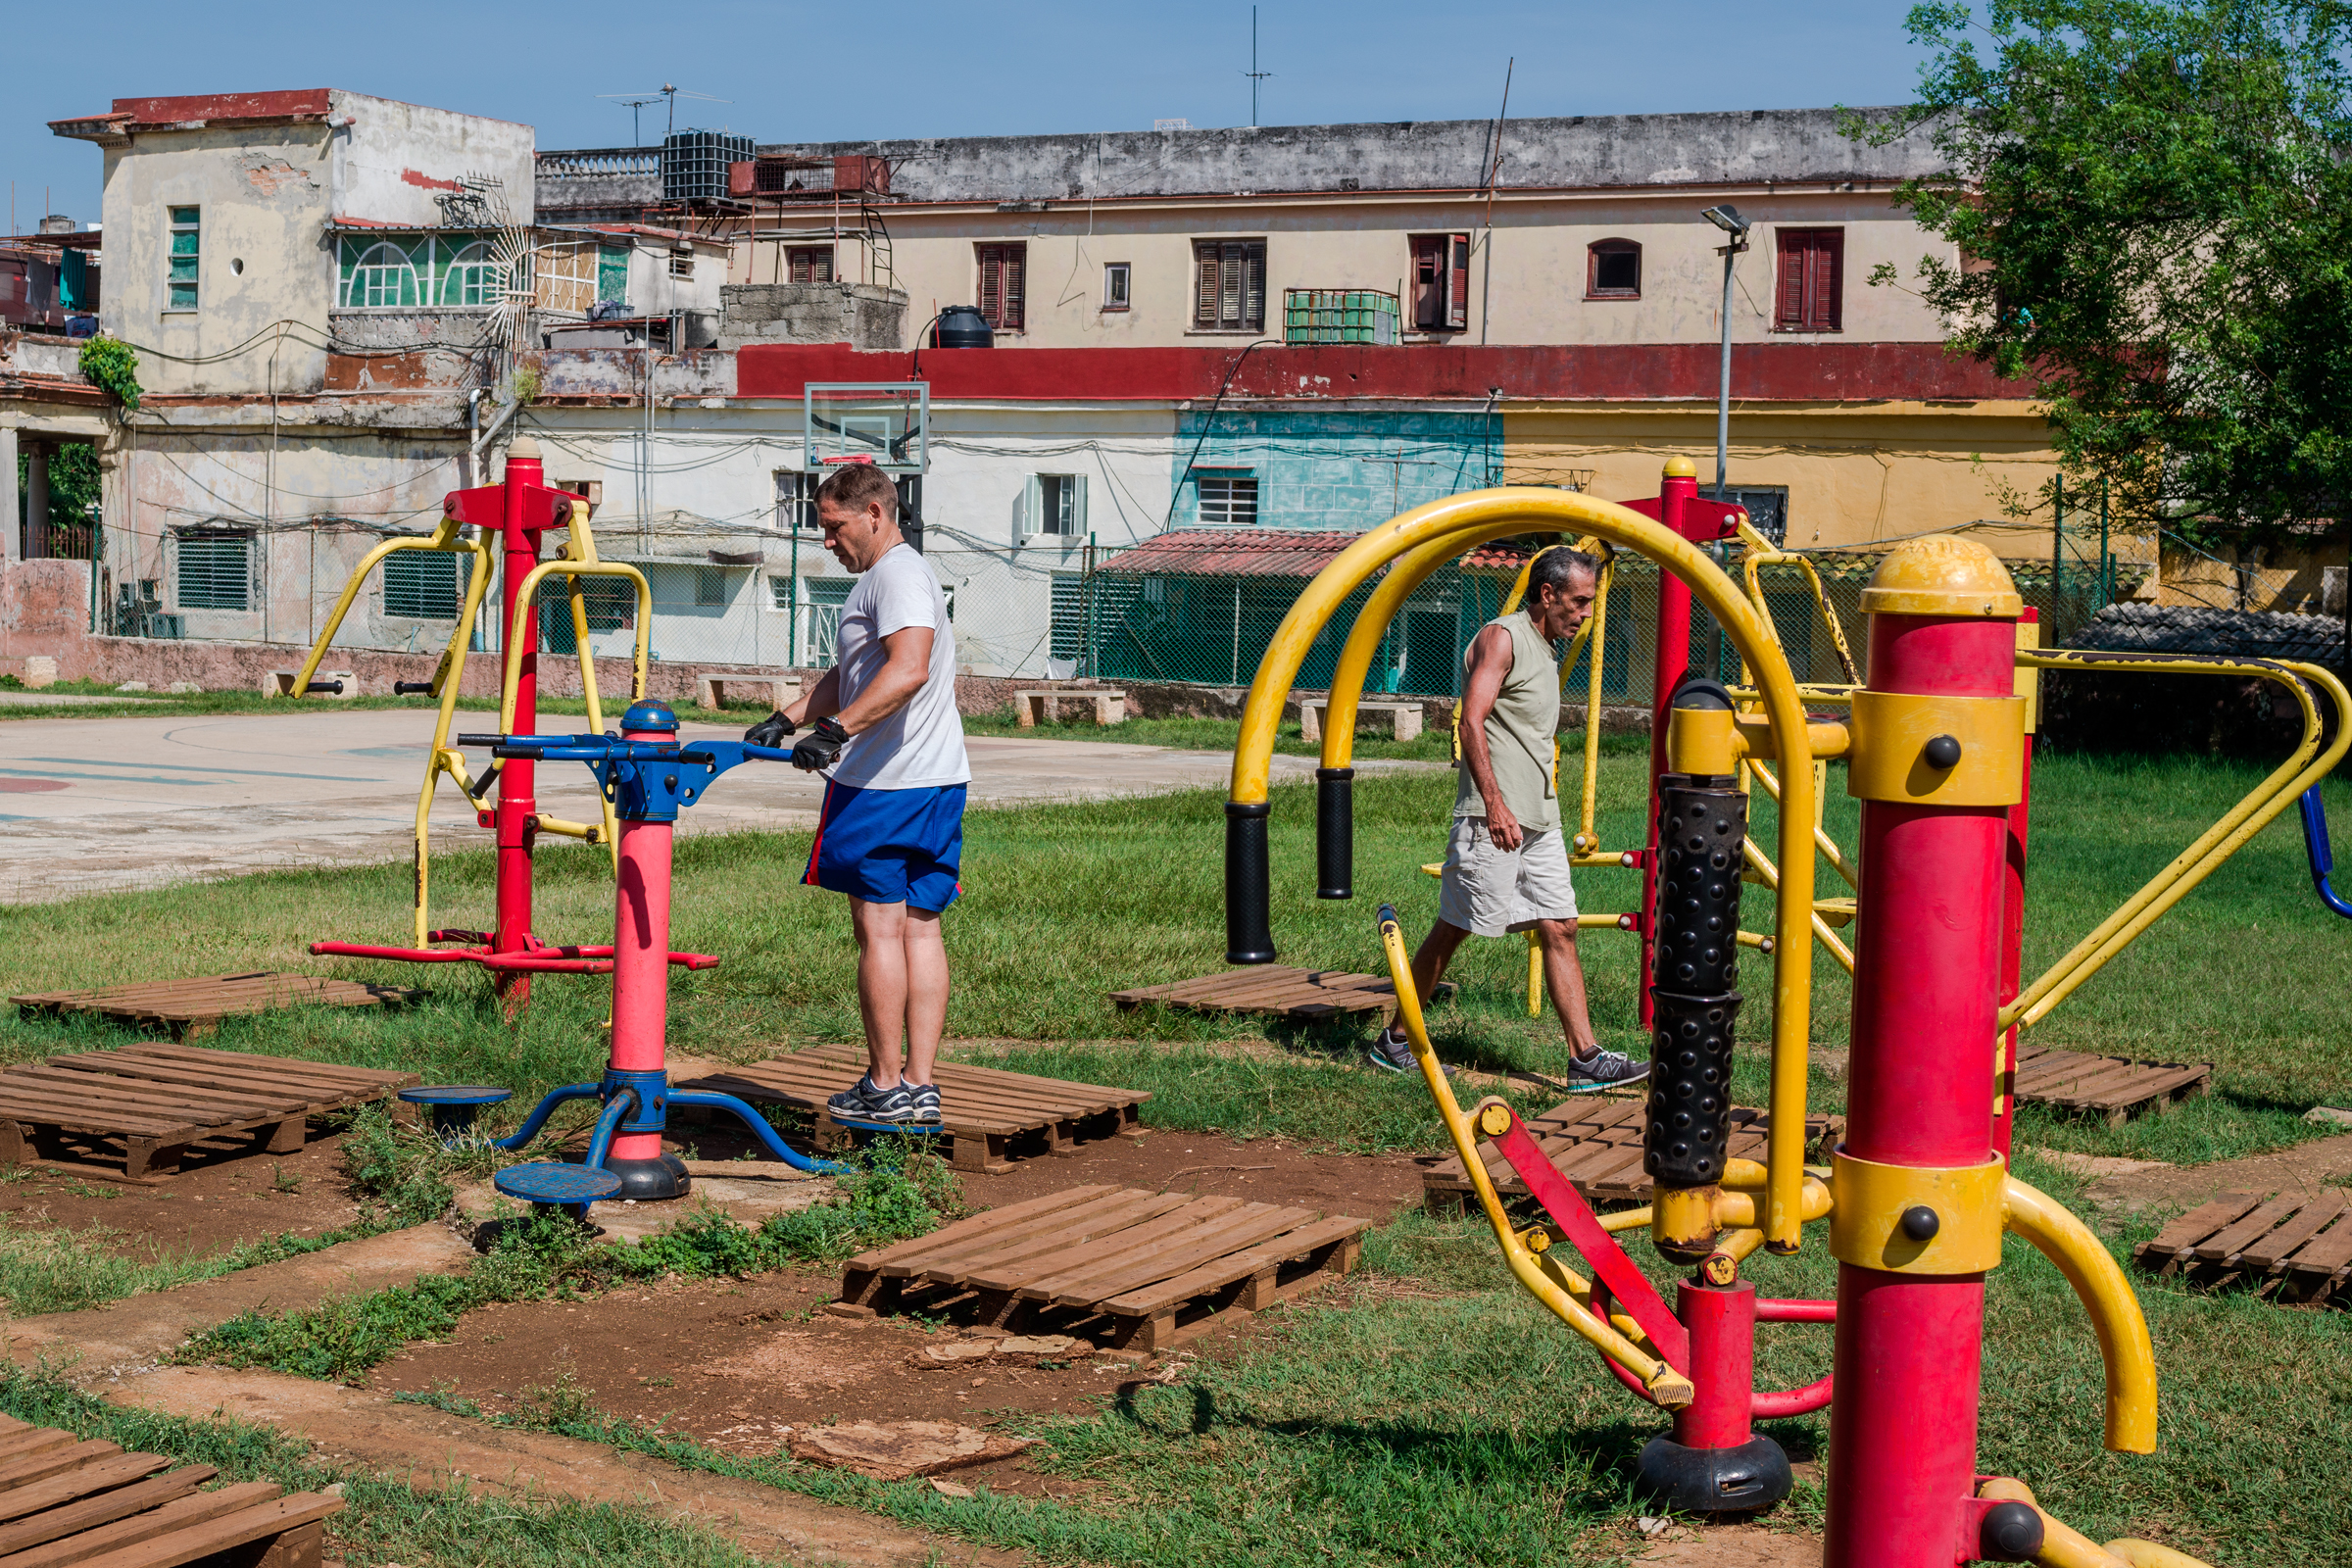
[1528,546,1600,602]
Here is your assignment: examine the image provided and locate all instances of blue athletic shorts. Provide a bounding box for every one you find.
[803,781,966,911]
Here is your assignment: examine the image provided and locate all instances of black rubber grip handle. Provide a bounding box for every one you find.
[455,733,507,747]
[491,745,545,760]
[1224,802,1276,964]
[1315,767,1354,901]
[306,680,344,695]
[392,681,435,696]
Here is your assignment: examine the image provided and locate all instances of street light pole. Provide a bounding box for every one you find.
[1700,205,1751,506]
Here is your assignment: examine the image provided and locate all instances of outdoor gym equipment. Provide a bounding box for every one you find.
[278,440,712,1002]
[467,699,845,1208]
[1225,485,2339,1566]
[2297,785,2352,919]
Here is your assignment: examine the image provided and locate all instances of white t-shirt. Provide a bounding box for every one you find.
[826,542,971,790]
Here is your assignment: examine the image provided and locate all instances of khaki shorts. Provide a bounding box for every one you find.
[1438,818,1579,938]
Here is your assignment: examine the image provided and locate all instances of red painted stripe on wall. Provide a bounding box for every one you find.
[736,342,2034,405]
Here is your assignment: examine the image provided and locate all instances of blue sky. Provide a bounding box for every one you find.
[5,0,1935,230]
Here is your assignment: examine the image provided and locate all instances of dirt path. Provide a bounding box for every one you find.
[5,1223,474,1382]
[2084,1132,2352,1211]
[109,1365,1025,1568]
[0,1129,364,1261]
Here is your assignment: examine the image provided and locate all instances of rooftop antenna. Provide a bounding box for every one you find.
[599,84,732,145]
[1243,7,1273,126]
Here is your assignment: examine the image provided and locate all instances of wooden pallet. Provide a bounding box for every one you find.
[0,1042,421,1182]
[2012,1045,2212,1127]
[2131,1189,2352,1305]
[838,1185,1370,1350]
[676,1044,1150,1174]
[1421,1097,1845,1215]
[0,1412,342,1567]
[12,972,424,1041]
[1109,965,1453,1024]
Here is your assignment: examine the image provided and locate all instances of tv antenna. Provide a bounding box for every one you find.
[599,84,732,145]
[1243,7,1273,126]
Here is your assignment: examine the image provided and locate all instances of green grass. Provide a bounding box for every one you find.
[0,678,784,725]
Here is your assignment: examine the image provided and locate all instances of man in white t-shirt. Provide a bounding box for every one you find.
[745,462,970,1125]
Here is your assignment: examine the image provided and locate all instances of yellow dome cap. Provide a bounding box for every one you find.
[1860,535,2024,618]
[1663,456,1697,478]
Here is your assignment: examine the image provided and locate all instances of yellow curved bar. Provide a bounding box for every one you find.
[1736,518,1861,687]
[2002,1175,2157,1453]
[1319,529,1501,769]
[1976,1480,2218,1568]
[1573,549,1614,852]
[2003,654,2352,1032]
[1739,835,1856,973]
[1376,908,1693,1404]
[282,522,468,699]
[499,562,655,736]
[1741,757,1858,891]
[1236,485,1819,1251]
[408,530,498,945]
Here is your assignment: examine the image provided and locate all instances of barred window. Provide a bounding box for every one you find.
[1196,474,1259,528]
[438,241,495,307]
[803,576,854,667]
[384,551,466,618]
[176,531,250,611]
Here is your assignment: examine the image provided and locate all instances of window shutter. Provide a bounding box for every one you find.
[1447,232,1470,331]
[1196,244,1218,326]
[1243,241,1265,330]
[1775,234,1806,329]
[1002,244,1026,331]
[978,246,1002,327]
[1812,229,1842,331]
[1069,473,1087,535]
[1218,244,1242,328]
[1018,475,1040,541]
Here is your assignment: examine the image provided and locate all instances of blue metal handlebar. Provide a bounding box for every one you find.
[2296,786,2352,920]
[470,733,796,821]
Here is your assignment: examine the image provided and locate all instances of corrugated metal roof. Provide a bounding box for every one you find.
[1096,528,1363,578]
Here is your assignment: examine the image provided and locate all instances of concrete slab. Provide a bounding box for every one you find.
[5,1222,476,1384]
[0,709,1412,903]
[455,1173,833,1244]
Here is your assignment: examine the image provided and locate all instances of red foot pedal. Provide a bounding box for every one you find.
[1481,1100,1689,1367]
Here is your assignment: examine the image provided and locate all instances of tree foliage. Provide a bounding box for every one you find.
[1870,0,2352,549]
[75,335,141,411]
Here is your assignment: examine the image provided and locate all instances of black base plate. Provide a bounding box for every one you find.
[604,1153,690,1201]
[1637,1433,1792,1515]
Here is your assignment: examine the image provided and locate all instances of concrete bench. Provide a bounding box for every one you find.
[1299,700,1423,744]
[269,669,358,699]
[1014,689,1127,726]
[697,675,801,711]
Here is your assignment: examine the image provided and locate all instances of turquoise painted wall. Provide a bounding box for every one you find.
[1173,408,1500,532]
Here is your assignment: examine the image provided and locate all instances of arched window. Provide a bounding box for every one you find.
[1587,238,1641,300]
[346,242,419,308]
[439,240,495,307]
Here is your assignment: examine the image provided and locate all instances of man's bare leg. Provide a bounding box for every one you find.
[901,906,948,1086]
[851,898,909,1089]
[1533,918,1602,1058]
[1409,919,1471,1012]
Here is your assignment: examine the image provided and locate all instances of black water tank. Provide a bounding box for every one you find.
[934,305,994,348]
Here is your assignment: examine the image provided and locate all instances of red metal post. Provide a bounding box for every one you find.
[606,714,674,1169]
[1993,612,2037,1163]
[1674,1279,1758,1451]
[493,442,548,1006]
[1637,461,1704,1029]
[1824,548,2020,1568]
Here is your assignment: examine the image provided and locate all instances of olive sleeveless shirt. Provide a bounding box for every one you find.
[1452,610,1561,832]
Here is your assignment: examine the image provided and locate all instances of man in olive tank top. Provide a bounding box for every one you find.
[1369,548,1649,1090]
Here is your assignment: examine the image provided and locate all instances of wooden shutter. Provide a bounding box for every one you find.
[1197,244,1219,326]
[977,246,1002,327]
[1411,236,1442,329]
[1808,229,1842,331]
[1001,244,1026,330]
[1775,233,1808,329]
[1447,233,1470,330]
[1243,242,1265,330]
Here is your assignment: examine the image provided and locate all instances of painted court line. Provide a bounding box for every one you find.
[18,756,383,783]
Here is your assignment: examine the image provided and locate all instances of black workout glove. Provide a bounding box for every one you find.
[744,710,797,749]
[790,715,850,772]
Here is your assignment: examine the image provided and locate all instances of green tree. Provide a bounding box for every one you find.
[1865,1,2352,555]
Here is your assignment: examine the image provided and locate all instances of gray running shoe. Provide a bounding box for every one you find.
[906,1083,942,1124]
[1364,1026,1416,1074]
[828,1075,917,1123]
[1560,1050,1650,1093]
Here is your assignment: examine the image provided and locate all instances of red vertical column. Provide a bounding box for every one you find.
[1824,540,2022,1568]
[1993,612,2037,1163]
[607,717,673,1167]
[1640,459,1702,1030]
[493,438,549,1004]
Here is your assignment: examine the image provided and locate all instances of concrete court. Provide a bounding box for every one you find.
[0,708,1410,904]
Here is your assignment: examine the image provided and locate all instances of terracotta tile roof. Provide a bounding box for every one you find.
[1095,528,1363,578]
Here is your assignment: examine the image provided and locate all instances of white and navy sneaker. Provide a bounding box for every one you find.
[906,1083,942,1124]
[829,1075,917,1123]
[1560,1050,1650,1093]
[1365,1025,1416,1074]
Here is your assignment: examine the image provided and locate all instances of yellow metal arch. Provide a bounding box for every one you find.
[1229,485,1821,1251]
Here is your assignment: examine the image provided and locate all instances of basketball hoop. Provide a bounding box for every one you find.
[819,455,877,466]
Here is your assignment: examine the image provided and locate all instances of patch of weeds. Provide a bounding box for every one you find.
[271,1164,304,1195]
[515,1366,600,1426]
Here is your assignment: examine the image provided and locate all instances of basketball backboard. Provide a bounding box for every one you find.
[804,383,927,473]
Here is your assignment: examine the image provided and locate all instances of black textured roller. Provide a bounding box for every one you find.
[1315,767,1354,900]
[1644,775,1746,1187]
